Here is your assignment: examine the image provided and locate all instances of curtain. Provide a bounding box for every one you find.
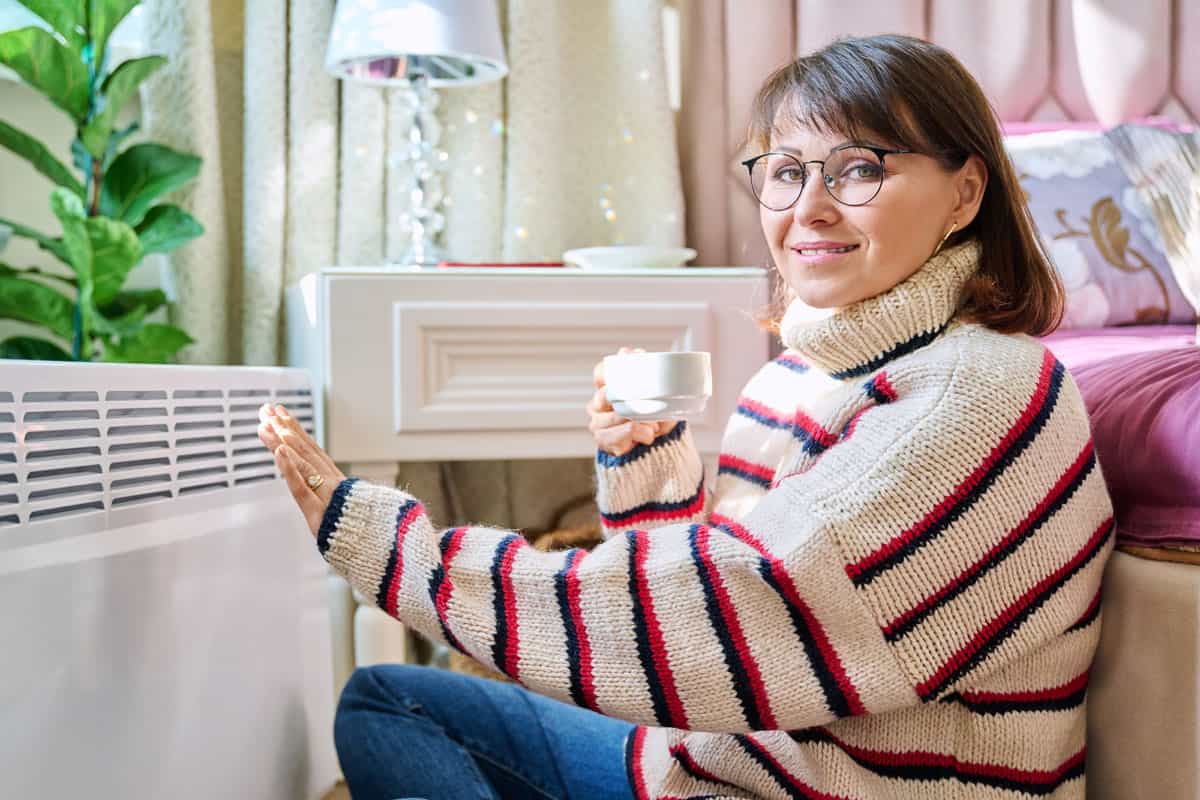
[142,0,684,530]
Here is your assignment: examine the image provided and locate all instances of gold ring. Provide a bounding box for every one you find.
[306,474,325,490]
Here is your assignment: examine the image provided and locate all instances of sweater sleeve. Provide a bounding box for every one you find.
[317,343,1113,733]
[593,420,708,539]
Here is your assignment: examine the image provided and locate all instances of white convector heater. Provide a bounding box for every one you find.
[0,360,338,800]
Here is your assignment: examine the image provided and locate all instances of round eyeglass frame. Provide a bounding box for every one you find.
[740,144,912,210]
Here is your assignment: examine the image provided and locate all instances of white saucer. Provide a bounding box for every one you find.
[563,246,697,270]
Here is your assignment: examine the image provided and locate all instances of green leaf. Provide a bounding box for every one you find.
[136,204,203,255]
[50,188,91,285]
[14,1,86,48]
[90,299,144,336]
[80,56,164,159]
[73,120,138,173]
[0,335,73,361]
[103,322,192,363]
[0,274,75,339]
[85,215,141,306]
[0,119,85,197]
[88,0,140,72]
[0,27,89,122]
[100,288,165,319]
[0,215,70,264]
[100,143,202,226]
[0,259,76,287]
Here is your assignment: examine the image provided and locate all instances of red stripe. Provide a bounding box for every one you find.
[434,528,467,634]
[961,669,1090,705]
[633,530,690,728]
[695,525,777,728]
[741,735,854,800]
[918,515,1113,697]
[719,453,775,483]
[385,501,424,616]
[873,372,898,401]
[842,407,868,440]
[601,487,705,529]
[500,537,527,681]
[777,353,809,369]
[813,727,1086,784]
[882,441,1094,638]
[737,396,792,426]
[630,727,650,800]
[717,517,866,717]
[670,742,731,786]
[1071,588,1102,629]
[848,350,1057,581]
[565,548,599,710]
[793,407,838,448]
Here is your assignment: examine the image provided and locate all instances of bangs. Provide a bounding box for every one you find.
[746,46,935,156]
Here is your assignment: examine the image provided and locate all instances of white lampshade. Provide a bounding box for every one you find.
[326,0,508,87]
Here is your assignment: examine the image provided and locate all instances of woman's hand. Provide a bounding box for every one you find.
[588,347,677,456]
[257,403,346,538]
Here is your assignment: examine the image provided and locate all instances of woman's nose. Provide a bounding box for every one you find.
[791,168,840,226]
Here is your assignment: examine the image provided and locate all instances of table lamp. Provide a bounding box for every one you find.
[326,0,508,266]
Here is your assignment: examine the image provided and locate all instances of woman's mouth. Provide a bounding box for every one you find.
[790,242,860,262]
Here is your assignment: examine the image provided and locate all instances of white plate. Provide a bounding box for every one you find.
[563,246,697,270]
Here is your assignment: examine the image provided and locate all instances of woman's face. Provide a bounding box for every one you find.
[759,124,986,309]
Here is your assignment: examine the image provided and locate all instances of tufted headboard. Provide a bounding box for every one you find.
[679,0,1200,266]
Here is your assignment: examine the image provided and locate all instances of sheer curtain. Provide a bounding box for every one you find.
[142,0,685,527]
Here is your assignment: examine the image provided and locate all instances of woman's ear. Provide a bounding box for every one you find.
[952,154,988,227]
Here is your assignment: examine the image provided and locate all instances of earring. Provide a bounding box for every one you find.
[932,221,957,257]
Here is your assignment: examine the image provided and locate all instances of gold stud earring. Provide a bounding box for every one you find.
[932,221,957,257]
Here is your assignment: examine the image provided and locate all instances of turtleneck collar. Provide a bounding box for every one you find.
[780,240,981,380]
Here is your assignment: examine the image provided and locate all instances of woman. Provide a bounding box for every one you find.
[260,34,1112,800]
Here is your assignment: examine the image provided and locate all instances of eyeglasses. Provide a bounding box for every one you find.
[741,144,911,210]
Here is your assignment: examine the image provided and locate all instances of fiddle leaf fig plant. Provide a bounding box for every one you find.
[0,0,200,362]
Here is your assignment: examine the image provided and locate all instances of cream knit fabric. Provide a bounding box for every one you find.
[319,240,1114,799]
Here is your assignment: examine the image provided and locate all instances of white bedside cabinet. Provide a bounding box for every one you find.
[285,265,771,687]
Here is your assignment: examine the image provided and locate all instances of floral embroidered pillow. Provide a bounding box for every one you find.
[1005,129,1196,328]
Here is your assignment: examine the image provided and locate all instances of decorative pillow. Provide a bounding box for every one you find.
[1004,128,1197,328]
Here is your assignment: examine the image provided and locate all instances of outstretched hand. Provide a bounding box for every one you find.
[257,403,346,538]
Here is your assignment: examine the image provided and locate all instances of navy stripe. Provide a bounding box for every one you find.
[885,451,1096,641]
[316,477,359,555]
[788,728,1085,794]
[924,518,1114,698]
[773,356,810,375]
[1066,598,1101,634]
[717,462,772,489]
[489,534,520,673]
[734,736,808,799]
[735,404,831,456]
[425,529,467,653]
[374,498,419,608]
[853,359,1066,587]
[863,374,896,405]
[735,403,792,431]
[601,481,704,525]
[715,524,852,719]
[555,549,588,708]
[626,530,673,727]
[830,320,950,380]
[596,421,687,468]
[946,686,1087,716]
[689,525,762,730]
[671,745,744,791]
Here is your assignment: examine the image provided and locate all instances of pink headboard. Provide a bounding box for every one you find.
[679,0,1200,266]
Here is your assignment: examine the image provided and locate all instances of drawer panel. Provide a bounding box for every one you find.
[392,301,714,431]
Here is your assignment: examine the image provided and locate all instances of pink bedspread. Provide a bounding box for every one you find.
[1041,325,1200,549]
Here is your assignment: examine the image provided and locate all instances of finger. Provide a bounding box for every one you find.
[258,421,282,453]
[654,420,678,437]
[588,410,629,435]
[275,444,325,535]
[596,421,637,455]
[592,359,607,390]
[271,405,341,478]
[630,422,656,445]
[586,387,613,415]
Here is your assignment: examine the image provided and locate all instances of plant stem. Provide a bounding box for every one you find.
[89,157,102,216]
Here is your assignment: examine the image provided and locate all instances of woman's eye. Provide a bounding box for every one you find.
[774,167,804,183]
[841,162,882,180]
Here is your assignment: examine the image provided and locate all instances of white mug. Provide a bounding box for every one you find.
[603,351,712,421]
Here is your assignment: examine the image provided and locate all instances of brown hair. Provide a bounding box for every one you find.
[746,34,1063,336]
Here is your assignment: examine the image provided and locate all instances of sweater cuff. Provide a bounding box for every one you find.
[317,477,426,598]
[595,421,706,534]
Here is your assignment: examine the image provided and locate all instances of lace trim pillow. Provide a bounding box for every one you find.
[1005,128,1197,328]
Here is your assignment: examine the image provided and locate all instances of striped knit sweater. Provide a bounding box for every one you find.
[317,240,1114,799]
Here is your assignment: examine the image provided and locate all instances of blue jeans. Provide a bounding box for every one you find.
[335,664,637,800]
